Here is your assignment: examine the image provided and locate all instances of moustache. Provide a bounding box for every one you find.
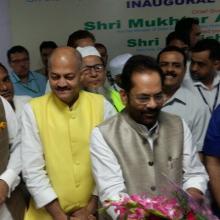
[55,87,70,91]
[0,91,11,96]
[164,72,177,78]
[141,108,160,115]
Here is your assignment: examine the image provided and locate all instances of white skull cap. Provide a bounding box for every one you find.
[76,46,101,58]
[109,53,132,78]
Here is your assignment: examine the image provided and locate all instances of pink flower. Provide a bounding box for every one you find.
[102,192,218,220]
[186,211,197,220]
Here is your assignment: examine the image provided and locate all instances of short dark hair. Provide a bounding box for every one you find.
[166,31,188,46]
[7,45,29,62]
[121,55,164,92]
[67,30,95,48]
[191,39,220,61]
[39,41,57,52]
[157,46,187,67]
[0,63,8,73]
[175,17,199,45]
[94,43,107,52]
[94,43,108,66]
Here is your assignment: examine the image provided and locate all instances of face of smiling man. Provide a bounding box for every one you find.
[158,50,186,94]
[48,47,82,107]
[0,65,14,104]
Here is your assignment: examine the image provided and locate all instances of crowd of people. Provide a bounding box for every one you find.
[0,17,220,220]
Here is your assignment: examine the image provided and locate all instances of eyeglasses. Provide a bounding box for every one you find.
[130,93,164,105]
[82,64,104,74]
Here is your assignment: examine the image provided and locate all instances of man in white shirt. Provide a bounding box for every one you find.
[90,55,208,219]
[187,38,220,115]
[157,46,209,152]
[0,96,25,220]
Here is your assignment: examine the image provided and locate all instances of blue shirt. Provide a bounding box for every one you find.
[10,71,47,97]
[203,105,220,156]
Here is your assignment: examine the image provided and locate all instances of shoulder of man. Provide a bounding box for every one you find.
[29,92,50,106]
[80,90,106,105]
[159,110,183,125]
[30,71,47,81]
[179,86,209,112]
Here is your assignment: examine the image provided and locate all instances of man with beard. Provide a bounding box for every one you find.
[7,45,47,97]
[157,46,209,152]
[77,46,112,104]
[21,47,116,220]
[90,55,208,219]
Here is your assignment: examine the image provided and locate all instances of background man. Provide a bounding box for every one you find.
[7,45,47,97]
[0,95,25,220]
[36,41,58,77]
[94,43,108,68]
[166,31,189,53]
[165,32,191,80]
[90,55,208,219]
[67,30,95,48]
[0,63,31,118]
[21,47,115,220]
[108,53,132,112]
[175,17,201,48]
[157,46,209,152]
[188,39,220,115]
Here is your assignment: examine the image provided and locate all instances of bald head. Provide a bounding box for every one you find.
[48,47,83,106]
[48,46,82,70]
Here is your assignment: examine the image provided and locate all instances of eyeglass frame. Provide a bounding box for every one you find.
[81,64,105,74]
[128,92,164,105]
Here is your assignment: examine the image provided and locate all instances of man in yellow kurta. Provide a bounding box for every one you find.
[21,47,116,220]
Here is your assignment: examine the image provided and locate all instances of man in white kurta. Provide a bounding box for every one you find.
[0,96,22,220]
[21,47,116,220]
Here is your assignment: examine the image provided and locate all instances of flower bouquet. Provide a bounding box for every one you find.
[102,188,219,220]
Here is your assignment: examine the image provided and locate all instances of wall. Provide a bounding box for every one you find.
[0,0,11,69]
[7,0,220,70]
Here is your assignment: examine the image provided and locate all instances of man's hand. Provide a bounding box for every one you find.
[0,180,9,205]
[71,196,98,220]
[45,199,75,220]
[186,187,204,204]
[71,207,96,220]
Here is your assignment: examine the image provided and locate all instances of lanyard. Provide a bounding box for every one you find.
[196,83,220,113]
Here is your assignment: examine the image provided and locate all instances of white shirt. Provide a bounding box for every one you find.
[0,96,21,220]
[0,96,21,192]
[21,97,116,208]
[90,119,209,219]
[183,60,191,81]
[162,86,210,151]
[13,95,32,120]
[184,74,220,115]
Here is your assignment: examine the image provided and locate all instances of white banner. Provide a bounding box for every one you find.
[9,0,220,69]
